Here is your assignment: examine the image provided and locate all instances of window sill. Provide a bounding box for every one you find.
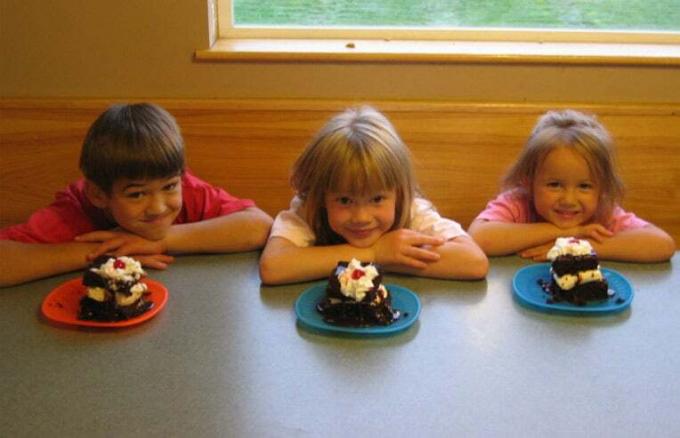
[195,38,680,66]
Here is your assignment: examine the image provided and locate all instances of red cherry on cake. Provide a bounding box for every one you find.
[113,259,126,269]
[351,269,365,280]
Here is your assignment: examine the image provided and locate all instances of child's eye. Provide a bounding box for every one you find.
[163,182,179,191]
[371,195,385,204]
[337,197,353,205]
[546,181,561,188]
[579,182,594,190]
[126,191,146,199]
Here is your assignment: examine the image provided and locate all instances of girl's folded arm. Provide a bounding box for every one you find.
[590,225,675,262]
[259,236,375,285]
[387,235,488,280]
[0,240,97,287]
[468,219,566,256]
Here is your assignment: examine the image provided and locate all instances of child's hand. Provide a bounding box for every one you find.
[519,242,554,261]
[76,230,167,261]
[131,254,175,270]
[569,224,614,243]
[373,229,444,269]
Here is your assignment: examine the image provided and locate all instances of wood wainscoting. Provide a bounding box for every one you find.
[1,99,678,242]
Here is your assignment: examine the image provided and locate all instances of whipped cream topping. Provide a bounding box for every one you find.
[90,256,145,287]
[337,258,380,302]
[87,256,147,301]
[552,269,604,290]
[547,237,594,260]
[87,287,107,302]
[115,282,148,306]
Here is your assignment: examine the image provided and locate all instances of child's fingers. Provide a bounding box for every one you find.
[532,253,548,262]
[135,255,174,270]
[412,234,445,247]
[87,239,124,260]
[405,246,441,262]
[582,225,613,243]
[518,250,534,259]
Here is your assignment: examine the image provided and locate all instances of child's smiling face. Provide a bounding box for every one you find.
[324,189,397,248]
[532,147,601,229]
[102,175,183,241]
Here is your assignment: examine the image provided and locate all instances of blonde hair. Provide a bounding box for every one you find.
[291,106,417,245]
[502,109,625,223]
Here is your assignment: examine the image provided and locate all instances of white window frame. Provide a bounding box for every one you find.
[216,0,680,44]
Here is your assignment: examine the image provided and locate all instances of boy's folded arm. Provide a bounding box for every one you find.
[468,219,569,256]
[590,225,676,262]
[0,240,96,287]
[164,207,273,255]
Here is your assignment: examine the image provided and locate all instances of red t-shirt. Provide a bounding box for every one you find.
[0,171,255,243]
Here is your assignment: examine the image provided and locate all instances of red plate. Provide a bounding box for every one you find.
[41,277,168,328]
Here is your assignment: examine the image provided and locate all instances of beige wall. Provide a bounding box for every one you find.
[2,0,680,103]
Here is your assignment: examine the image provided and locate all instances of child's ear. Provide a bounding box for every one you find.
[84,180,110,209]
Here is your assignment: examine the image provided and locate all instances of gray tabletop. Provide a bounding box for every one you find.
[1,252,678,437]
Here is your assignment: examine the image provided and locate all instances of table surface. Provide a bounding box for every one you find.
[2,252,678,437]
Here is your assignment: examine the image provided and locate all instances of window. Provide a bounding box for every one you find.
[198,0,680,64]
[221,0,680,42]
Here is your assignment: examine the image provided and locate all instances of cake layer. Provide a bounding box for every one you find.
[549,280,610,306]
[550,254,599,276]
[316,300,398,326]
[78,296,153,321]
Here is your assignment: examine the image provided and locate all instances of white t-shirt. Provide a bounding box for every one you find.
[270,196,467,247]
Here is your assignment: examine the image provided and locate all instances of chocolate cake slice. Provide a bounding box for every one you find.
[317,259,400,327]
[546,237,611,306]
[79,255,153,321]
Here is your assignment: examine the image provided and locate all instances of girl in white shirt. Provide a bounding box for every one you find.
[259,106,488,284]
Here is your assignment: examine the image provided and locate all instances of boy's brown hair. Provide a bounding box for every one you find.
[79,103,185,193]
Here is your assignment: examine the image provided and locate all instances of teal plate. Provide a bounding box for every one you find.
[512,263,633,315]
[295,283,421,336]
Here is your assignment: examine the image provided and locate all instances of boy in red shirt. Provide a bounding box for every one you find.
[1,103,272,286]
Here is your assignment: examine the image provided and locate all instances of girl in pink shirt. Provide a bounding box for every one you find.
[469,109,674,262]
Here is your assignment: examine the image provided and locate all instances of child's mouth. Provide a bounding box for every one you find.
[143,215,169,225]
[554,210,580,220]
[348,228,374,239]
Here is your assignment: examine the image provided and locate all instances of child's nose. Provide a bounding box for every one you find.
[146,194,167,215]
[560,189,577,204]
[351,205,371,223]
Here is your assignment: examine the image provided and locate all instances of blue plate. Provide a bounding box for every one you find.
[295,283,421,336]
[512,263,633,315]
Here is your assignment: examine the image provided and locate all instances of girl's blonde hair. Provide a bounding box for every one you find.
[502,109,625,223]
[291,106,417,245]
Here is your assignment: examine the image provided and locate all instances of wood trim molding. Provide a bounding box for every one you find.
[2,98,679,242]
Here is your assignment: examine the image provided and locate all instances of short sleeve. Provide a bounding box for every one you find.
[474,191,530,223]
[0,180,103,243]
[268,197,316,247]
[177,171,256,223]
[410,198,467,240]
[607,206,650,233]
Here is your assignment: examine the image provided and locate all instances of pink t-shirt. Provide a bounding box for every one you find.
[0,171,255,243]
[475,190,649,233]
